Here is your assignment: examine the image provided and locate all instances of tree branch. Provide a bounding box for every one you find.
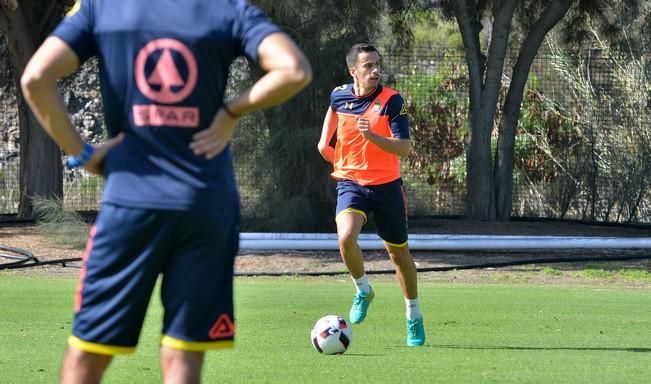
[477,0,488,15]
[385,0,413,52]
[452,0,483,112]
[1,0,18,12]
[481,0,516,125]
[504,0,572,122]
[38,1,59,39]
[493,0,572,220]
[0,3,36,79]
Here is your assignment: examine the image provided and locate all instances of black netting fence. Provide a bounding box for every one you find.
[1,47,650,226]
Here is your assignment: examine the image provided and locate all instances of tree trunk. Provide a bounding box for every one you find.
[17,94,63,217]
[386,0,412,52]
[1,2,64,218]
[494,0,571,220]
[454,0,516,220]
[453,1,483,219]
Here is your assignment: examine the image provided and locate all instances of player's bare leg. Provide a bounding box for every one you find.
[60,346,112,384]
[336,212,374,323]
[384,243,417,299]
[385,243,425,346]
[335,212,366,278]
[160,346,204,384]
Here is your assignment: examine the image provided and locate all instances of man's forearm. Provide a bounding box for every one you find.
[318,145,334,163]
[225,65,311,116]
[224,32,311,116]
[21,77,84,156]
[363,133,410,157]
[21,36,84,156]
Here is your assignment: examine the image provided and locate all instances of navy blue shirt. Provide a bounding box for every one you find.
[329,84,410,139]
[52,0,281,210]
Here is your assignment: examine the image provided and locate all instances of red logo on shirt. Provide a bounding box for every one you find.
[133,38,199,127]
[135,38,197,104]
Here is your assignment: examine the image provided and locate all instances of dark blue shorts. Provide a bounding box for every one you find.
[335,178,408,246]
[69,203,239,355]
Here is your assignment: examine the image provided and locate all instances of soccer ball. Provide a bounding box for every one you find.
[310,315,352,355]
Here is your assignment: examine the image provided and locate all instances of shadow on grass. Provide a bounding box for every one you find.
[429,344,651,353]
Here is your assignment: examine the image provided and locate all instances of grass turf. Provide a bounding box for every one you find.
[0,276,650,383]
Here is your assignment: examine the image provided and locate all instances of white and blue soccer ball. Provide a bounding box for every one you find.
[310,315,352,355]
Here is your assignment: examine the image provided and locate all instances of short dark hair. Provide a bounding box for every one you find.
[346,43,380,68]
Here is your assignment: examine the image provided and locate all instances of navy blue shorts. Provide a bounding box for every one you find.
[69,203,239,355]
[335,178,408,246]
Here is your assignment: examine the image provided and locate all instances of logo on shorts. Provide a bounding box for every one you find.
[208,314,235,339]
[133,38,199,128]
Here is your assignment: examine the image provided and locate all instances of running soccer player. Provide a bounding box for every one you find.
[317,43,425,346]
[21,1,311,383]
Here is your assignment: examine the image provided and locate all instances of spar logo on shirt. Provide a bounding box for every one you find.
[133,38,199,128]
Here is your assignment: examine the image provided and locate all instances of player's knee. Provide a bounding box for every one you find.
[161,347,204,379]
[388,248,411,266]
[338,231,358,250]
[62,346,113,382]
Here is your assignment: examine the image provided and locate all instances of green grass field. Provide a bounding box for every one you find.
[0,275,650,383]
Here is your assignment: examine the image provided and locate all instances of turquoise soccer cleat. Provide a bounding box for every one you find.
[349,287,374,324]
[406,316,425,346]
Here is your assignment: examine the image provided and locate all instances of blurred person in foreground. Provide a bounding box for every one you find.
[21,0,311,382]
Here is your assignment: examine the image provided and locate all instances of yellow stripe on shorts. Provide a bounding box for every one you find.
[160,335,235,352]
[384,240,409,248]
[68,335,136,355]
[336,208,367,223]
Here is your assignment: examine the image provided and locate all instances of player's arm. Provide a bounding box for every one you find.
[21,37,82,154]
[317,106,337,163]
[190,32,312,159]
[227,32,312,115]
[20,37,122,175]
[358,122,411,157]
[358,94,411,157]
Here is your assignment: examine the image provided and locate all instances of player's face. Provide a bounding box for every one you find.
[350,51,381,89]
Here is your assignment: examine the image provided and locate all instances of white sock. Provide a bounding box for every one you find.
[405,297,421,321]
[352,274,370,294]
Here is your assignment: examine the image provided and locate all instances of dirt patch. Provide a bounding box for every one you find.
[1,221,650,288]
